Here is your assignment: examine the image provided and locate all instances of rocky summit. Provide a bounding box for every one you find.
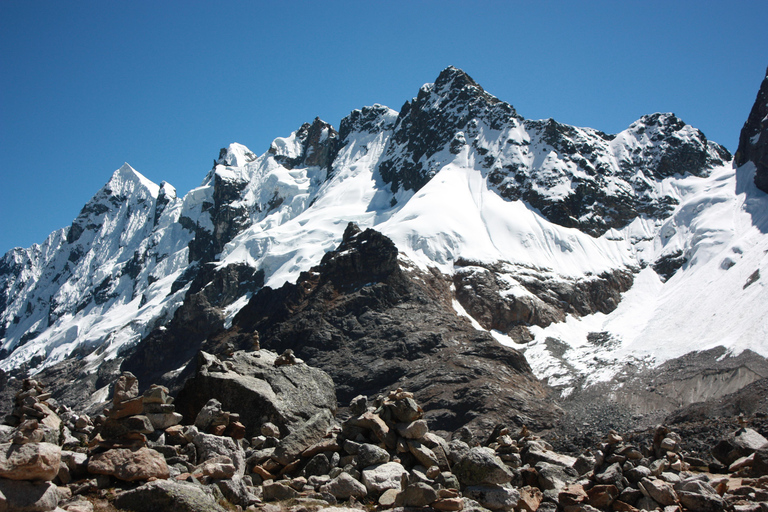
[1,65,768,511]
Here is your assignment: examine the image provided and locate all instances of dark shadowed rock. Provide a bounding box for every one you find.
[214,224,560,434]
[736,66,768,193]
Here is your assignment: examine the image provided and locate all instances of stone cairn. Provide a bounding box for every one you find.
[2,370,768,511]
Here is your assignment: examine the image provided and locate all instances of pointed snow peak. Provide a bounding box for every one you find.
[735,66,768,193]
[216,143,257,168]
[107,163,160,197]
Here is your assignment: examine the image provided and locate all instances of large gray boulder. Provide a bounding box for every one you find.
[114,479,227,512]
[175,350,336,438]
[0,479,59,512]
[452,447,514,487]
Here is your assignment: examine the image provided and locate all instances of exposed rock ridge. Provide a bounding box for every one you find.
[215,223,559,432]
[736,66,768,193]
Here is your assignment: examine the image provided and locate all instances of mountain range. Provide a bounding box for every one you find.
[1,65,767,435]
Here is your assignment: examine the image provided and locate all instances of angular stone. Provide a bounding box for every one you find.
[113,372,139,404]
[587,484,619,508]
[378,488,399,507]
[0,441,61,481]
[396,419,429,439]
[463,485,520,511]
[523,445,577,468]
[263,481,299,501]
[192,430,245,477]
[398,481,438,507]
[271,409,334,466]
[433,497,464,511]
[408,439,439,468]
[0,478,59,512]
[194,455,236,479]
[143,385,170,404]
[517,485,543,512]
[319,472,368,499]
[639,477,677,506]
[361,461,408,494]
[146,412,183,430]
[87,447,169,482]
[392,397,422,423]
[357,443,390,469]
[109,396,145,420]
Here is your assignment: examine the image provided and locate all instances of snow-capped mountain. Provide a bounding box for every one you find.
[1,66,767,414]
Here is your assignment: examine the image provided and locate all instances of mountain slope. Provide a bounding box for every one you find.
[1,67,766,429]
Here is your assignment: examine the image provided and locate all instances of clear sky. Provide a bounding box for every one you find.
[1,0,766,255]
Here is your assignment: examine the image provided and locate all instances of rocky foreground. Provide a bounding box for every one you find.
[1,348,767,512]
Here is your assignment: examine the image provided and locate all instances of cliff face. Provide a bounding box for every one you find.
[736,66,768,193]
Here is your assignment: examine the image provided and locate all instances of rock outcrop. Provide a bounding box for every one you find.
[736,66,768,193]
[174,350,337,439]
[214,223,559,433]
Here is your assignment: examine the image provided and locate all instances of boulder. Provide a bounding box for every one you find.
[357,443,390,469]
[361,461,408,495]
[0,442,61,481]
[271,408,334,466]
[712,428,768,466]
[398,481,438,507]
[87,447,169,482]
[114,479,227,512]
[175,351,336,439]
[638,477,677,507]
[452,447,514,486]
[0,479,59,512]
[320,472,368,500]
[463,485,520,511]
[192,430,245,477]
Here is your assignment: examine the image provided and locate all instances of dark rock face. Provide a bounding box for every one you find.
[184,171,250,264]
[212,223,560,433]
[453,261,633,334]
[122,262,263,392]
[268,117,339,171]
[735,66,768,193]
[500,114,730,237]
[174,350,336,438]
[379,66,519,193]
[377,67,729,237]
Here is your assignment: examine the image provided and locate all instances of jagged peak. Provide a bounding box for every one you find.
[338,104,398,141]
[432,65,482,94]
[268,117,339,170]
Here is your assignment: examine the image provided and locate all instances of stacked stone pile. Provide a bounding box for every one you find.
[2,349,768,511]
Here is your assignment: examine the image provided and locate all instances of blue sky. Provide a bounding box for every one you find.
[1,1,766,255]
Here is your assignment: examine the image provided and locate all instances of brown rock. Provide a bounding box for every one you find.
[517,485,543,512]
[0,441,61,481]
[587,484,619,508]
[433,497,464,511]
[302,437,341,458]
[113,372,139,404]
[108,396,145,419]
[251,464,275,481]
[87,447,169,482]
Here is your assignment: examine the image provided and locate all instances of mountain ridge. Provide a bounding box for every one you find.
[1,66,767,435]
